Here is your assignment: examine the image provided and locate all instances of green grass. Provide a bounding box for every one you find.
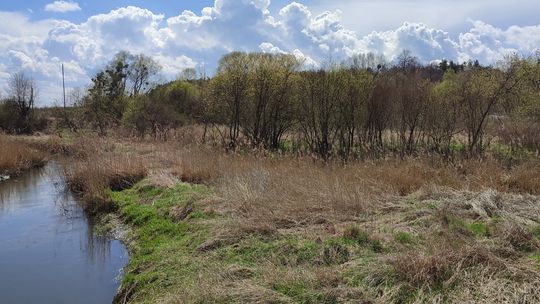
[531,225,540,239]
[215,235,322,267]
[426,201,438,210]
[446,216,489,237]
[111,182,213,303]
[394,232,414,244]
[534,253,540,266]
[467,221,489,237]
[110,181,387,303]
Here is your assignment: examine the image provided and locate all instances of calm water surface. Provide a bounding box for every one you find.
[0,163,128,304]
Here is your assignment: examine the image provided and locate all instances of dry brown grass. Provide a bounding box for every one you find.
[165,150,539,241]
[0,135,46,176]
[52,134,540,303]
[388,242,505,288]
[54,134,540,234]
[506,162,540,195]
[496,221,539,253]
[64,154,147,213]
[69,137,535,245]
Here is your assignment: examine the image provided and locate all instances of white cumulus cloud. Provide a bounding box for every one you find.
[1,0,540,105]
[44,1,81,13]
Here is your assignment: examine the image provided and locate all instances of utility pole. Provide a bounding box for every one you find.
[62,63,66,109]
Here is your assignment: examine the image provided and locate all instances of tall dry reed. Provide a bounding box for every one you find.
[0,135,46,176]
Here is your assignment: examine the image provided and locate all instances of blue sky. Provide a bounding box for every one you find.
[1,0,539,105]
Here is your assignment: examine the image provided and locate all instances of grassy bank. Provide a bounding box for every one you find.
[0,135,47,177]
[111,177,540,303]
[53,135,540,303]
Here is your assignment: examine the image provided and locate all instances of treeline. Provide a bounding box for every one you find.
[2,50,539,159]
[66,50,540,158]
[205,51,539,159]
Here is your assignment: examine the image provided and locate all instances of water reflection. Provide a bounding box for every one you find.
[0,163,128,304]
[0,169,44,212]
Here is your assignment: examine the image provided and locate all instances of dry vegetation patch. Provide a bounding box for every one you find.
[49,135,540,303]
[0,135,46,177]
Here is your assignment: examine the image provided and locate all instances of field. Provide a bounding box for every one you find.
[54,133,540,303]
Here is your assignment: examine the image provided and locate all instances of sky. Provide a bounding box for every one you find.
[1,0,539,106]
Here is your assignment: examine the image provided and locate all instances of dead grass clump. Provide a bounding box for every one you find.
[387,242,507,290]
[388,245,456,288]
[140,171,179,189]
[365,159,461,196]
[178,167,215,184]
[64,155,147,213]
[213,158,378,237]
[169,202,194,222]
[506,162,540,195]
[496,221,539,253]
[0,135,46,176]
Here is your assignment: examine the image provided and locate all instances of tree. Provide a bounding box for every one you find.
[336,69,374,158]
[344,52,386,72]
[178,68,198,82]
[297,68,345,159]
[123,96,183,140]
[79,52,161,135]
[393,71,431,155]
[241,53,299,149]
[364,76,393,154]
[107,51,161,97]
[5,72,37,133]
[425,71,461,154]
[211,52,251,148]
[80,72,114,135]
[458,60,521,155]
[128,53,161,96]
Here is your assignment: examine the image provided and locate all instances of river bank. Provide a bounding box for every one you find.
[108,174,540,303]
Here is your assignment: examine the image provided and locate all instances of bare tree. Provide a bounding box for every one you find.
[129,54,161,96]
[459,61,521,155]
[7,72,37,132]
[298,68,345,159]
[109,51,161,97]
[178,68,198,82]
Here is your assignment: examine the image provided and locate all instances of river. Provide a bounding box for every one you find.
[0,163,128,304]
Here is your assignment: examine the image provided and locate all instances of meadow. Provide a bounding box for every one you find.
[50,132,540,303]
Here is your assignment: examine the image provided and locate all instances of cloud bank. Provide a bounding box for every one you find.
[1,0,539,104]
